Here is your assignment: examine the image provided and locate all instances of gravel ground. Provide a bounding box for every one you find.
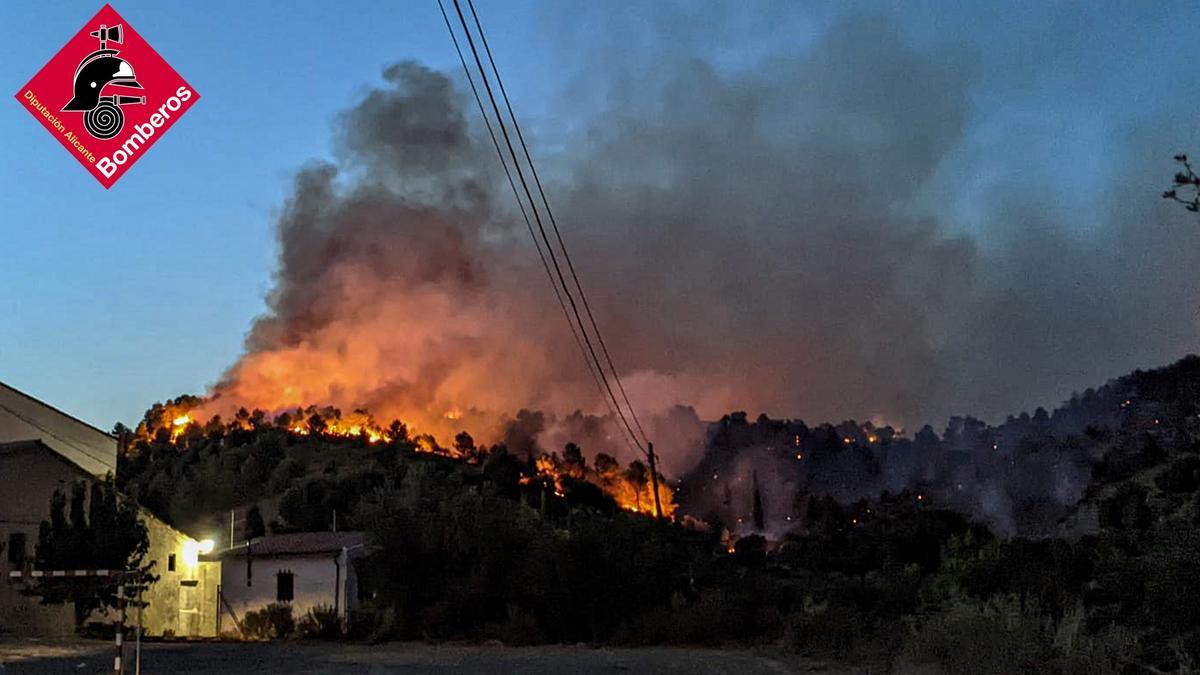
[0,638,833,674]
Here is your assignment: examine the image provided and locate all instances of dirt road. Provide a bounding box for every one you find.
[0,639,825,674]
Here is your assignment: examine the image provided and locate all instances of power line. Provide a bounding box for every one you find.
[434,0,639,456]
[445,0,647,455]
[463,0,651,448]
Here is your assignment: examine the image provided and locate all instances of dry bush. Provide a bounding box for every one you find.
[344,607,382,641]
[297,603,342,640]
[241,603,295,640]
[899,597,1055,674]
[610,589,785,646]
[493,606,548,646]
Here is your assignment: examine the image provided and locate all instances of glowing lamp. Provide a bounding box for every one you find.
[181,538,215,568]
[181,541,199,567]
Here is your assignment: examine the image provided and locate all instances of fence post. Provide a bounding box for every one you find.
[114,582,125,675]
[135,581,143,675]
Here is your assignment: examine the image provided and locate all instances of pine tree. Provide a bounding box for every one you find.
[245,503,267,539]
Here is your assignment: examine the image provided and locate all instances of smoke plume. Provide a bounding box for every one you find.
[205,7,1200,476]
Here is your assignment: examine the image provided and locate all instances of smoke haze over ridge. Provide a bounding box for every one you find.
[204,5,1200,473]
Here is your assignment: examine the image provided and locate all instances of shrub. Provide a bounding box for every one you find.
[1156,457,1200,494]
[79,621,118,640]
[297,604,342,640]
[268,458,307,495]
[344,607,381,641]
[1053,619,1137,675]
[612,590,783,647]
[900,598,1055,674]
[494,606,547,646]
[242,603,295,640]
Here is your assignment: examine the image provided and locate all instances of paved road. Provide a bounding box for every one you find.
[0,639,821,674]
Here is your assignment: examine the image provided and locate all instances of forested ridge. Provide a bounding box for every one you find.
[111,355,1200,672]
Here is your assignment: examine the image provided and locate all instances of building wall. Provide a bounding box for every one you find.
[139,514,219,638]
[0,444,87,635]
[0,383,116,477]
[0,443,219,637]
[219,553,354,634]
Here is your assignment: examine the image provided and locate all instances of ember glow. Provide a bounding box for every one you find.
[137,400,675,518]
[133,63,719,518]
[607,474,677,517]
[149,402,399,447]
[170,414,191,442]
[525,451,677,517]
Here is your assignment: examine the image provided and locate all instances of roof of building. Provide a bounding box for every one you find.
[0,380,117,477]
[0,439,208,543]
[216,531,367,558]
[0,439,95,482]
[0,382,114,439]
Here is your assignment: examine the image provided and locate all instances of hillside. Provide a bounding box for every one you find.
[116,404,674,539]
[107,356,1200,671]
[678,355,1200,538]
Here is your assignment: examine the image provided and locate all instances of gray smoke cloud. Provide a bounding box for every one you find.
[206,7,1200,478]
[538,5,1200,431]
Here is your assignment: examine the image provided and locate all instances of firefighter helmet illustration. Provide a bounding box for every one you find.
[61,23,145,140]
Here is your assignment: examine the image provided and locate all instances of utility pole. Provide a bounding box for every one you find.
[135,584,143,675]
[647,442,664,521]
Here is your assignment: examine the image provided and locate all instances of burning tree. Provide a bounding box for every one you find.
[126,396,678,522]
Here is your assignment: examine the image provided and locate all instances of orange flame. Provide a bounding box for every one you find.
[136,400,674,518]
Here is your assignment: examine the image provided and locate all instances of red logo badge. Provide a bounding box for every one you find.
[14,4,199,189]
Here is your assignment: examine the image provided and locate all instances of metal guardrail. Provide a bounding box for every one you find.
[8,568,143,674]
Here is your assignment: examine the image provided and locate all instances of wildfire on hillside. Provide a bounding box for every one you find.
[527,452,677,517]
[140,400,418,450]
[133,398,675,518]
[170,414,191,442]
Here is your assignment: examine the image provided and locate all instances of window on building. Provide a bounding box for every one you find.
[168,554,176,572]
[7,533,26,566]
[276,570,294,602]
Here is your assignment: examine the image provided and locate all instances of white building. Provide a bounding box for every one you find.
[0,380,219,636]
[214,531,366,634]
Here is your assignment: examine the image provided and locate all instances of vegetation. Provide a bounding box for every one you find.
[242,603,295,640]
[116,404,669,537]
[355,460,704,644]
[106,355,1200,671]
[296,604,343,640]
[1164,153,1200,214]
[25,478,156,628]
